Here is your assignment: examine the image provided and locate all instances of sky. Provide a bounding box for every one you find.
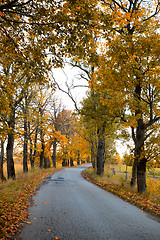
[52,63,89,111]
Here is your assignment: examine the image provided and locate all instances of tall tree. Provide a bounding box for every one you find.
[81,89,117,175]
[94,0,160,192]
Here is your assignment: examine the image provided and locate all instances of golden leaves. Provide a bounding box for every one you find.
[0,168,60,239]
[26,221,31,224]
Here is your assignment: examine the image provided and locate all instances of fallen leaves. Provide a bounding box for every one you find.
[25,221,31,224]
[82,169,160,217]
[0,168,60,239]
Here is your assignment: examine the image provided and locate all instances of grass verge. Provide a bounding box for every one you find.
[82,168,160,218]
[0,167,61,239]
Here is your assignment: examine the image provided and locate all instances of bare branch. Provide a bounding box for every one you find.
[50,70,80,112]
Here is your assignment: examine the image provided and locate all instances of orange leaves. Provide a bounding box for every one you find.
[0,168,60,239]
[25,221,31,224]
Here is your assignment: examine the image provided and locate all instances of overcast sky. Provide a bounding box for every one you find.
[52,63,89,111]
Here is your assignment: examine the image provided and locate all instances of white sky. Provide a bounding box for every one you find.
[52,63,88,111]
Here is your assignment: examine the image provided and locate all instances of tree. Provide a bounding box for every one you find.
[81,89,118,175]
[94,0,160,192]
[0,0,101,72]
[0,62,30,179]
[123,153,133,167]
[48,100,65,168]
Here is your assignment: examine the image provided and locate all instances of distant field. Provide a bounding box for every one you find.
[3,160,77,178]
[105,164,160,177]
[3,161,24,178]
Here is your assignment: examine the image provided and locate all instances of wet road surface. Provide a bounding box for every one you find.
[15,165,160,240]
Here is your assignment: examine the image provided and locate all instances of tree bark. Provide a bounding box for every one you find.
[91,141,96,168]
[39,106,47,168]
[137,158,147,193]
[7,108,16,179]
[23,96,28,172]
[40,127,45,168]
[77,150,80,165]
[130,157,137,187]
[32,125,38,167]
[28,122,34,168]
[70,157,74,166]
[0,139,6,181]
[96,124,106,175]
[52,138,57,168]
[131,84,146,192]
[97,130,105,175]
[62,159,67,166]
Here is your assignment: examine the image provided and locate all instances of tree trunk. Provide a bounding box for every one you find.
[32,125,38,167]
[40,128,45,168]
[52,138,57,168]
[62,159,67,166]
[131,83,146,193]
[130,157,137,187]
[96,125,105,176]
[46,157,51,168]
[91,142,96,168]
[77,150,80,165]
[28,122,34,168]
[23,97,28,172]
[39,106,47,168]
[7,109,16,179]
[0,139,6,181]
[70,157,74,166]
[137,158,147,193]
[134,122,146,193]
[97,131,105,175]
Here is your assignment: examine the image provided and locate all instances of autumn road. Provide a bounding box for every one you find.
[15,165,160,240]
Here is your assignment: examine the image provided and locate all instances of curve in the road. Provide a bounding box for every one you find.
[15,165,160,240]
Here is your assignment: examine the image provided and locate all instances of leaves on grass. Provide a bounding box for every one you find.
[0,168,60,239]
[82,169,160,217]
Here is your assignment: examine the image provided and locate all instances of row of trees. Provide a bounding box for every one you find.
[0,0,160,193]
[0,78,91,180]
[0,0,98,180]
[60,0,160,193]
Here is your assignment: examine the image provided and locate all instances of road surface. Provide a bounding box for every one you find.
[15,165,160,240]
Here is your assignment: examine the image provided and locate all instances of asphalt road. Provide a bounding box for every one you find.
[15,165,160,240]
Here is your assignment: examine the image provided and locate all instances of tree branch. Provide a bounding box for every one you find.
[50,70,80,112]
